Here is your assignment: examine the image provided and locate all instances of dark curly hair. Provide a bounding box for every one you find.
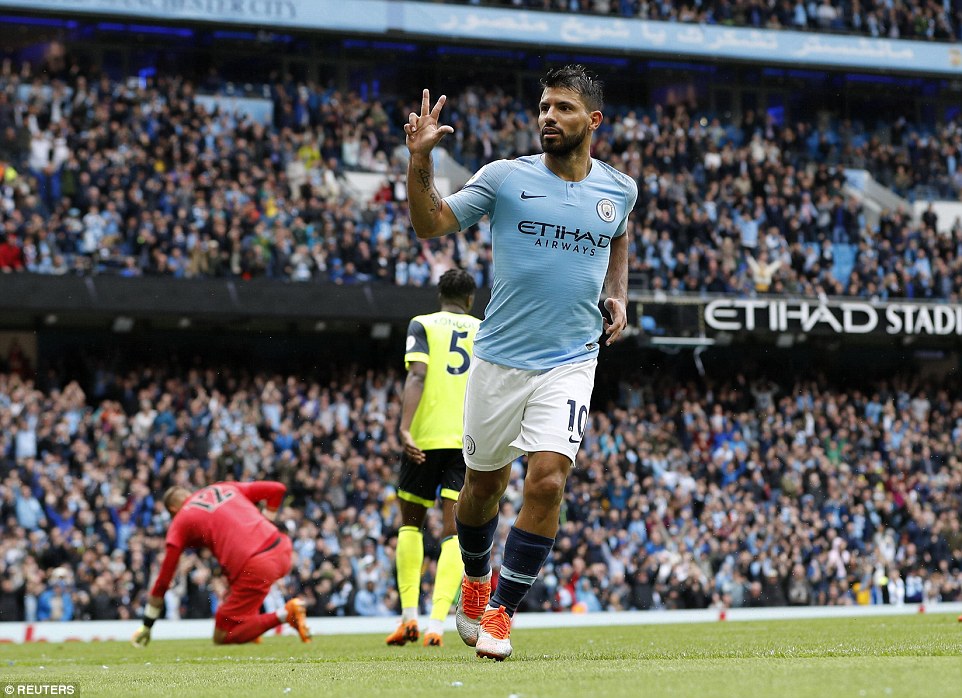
[541,64,604,113]
[438,268,476,302]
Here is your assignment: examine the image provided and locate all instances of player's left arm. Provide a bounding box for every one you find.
[603,231,630,345]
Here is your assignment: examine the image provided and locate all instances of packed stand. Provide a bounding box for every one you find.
[600,107,962,301]
[462,0,962,42]
[2,60,962,300]
[0,58,491,289]
[1,349,961,623]
[440,85,962,300]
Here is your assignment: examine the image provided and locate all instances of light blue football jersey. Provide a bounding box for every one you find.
[445,154,637,370]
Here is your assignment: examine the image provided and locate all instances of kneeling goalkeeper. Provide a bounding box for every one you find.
[132,481,311,646]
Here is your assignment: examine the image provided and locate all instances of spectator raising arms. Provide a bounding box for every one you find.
[3,359,962,624]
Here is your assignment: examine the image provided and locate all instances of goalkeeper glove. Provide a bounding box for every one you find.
[132,602,160,648]
[131,624,152,648]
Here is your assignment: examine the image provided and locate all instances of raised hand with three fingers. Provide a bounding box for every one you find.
[405,89,454,155]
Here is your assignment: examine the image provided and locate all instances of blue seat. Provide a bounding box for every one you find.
[832,243,857,281]
[641,316,665,336]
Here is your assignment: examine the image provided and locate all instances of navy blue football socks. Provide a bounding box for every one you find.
[491,525,555,616]
[456,514,499,578]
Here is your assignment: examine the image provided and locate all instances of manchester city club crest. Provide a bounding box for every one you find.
[596,198,616,222]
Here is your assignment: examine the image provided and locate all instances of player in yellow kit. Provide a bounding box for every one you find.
[386,268,480,647]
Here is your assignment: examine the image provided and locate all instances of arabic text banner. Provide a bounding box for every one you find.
[401,3,962,76]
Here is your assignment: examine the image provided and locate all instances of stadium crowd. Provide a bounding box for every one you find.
[2,46,962,626]
[1,60,962,300]
[1,349,961,623]
[463,0,962,42]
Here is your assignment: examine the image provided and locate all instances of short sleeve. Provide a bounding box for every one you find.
[404,319,429,369]
[444,160,518,231]
[615,177,638,238]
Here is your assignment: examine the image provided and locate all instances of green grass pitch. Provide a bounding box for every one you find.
[3,614,962,697]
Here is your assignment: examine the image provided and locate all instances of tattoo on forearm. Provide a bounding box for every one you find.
[416,167,441,213]
[417,168,431,192]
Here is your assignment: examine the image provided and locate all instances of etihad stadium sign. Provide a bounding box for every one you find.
[704,299,962,336]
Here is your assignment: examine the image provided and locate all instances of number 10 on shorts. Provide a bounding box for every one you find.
[566,399,587,443]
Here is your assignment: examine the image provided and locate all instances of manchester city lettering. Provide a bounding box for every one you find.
[517,220,611,257]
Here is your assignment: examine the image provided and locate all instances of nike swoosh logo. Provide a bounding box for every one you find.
[520,191,546,200]
[568,435,581,444]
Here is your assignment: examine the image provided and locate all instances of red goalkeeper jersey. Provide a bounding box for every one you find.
[150,481,286,597]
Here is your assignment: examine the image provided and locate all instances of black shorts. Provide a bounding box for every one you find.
[397,448,465,508]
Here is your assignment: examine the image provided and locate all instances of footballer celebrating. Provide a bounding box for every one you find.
[404,65,635,659]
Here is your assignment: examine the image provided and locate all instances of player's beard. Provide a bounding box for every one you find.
[540,124,589,156]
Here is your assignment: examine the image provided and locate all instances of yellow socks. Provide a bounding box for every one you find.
[431,535,465,621]
[397,525,424,614]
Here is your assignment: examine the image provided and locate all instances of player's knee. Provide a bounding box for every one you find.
[213,632,227,645]
[464,477,503,507]
[523,471,565,508]
[399,503,427,528]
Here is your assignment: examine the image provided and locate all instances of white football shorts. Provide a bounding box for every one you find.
[462,356,598,471]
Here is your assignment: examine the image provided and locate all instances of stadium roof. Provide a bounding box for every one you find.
[2,0,961,76]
